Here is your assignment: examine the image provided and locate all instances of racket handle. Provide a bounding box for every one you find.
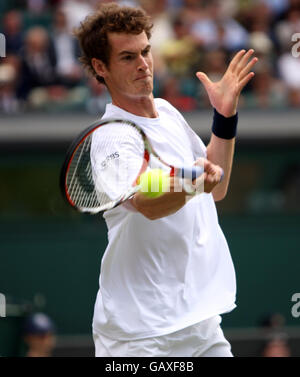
[176,166,224,182]
[176,166,204,181]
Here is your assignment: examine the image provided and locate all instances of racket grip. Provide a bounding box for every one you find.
[177,166,204,181]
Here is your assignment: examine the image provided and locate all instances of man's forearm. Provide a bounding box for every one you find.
[206,134,235,201]
[130,178,187,220]
[130,157,225,219]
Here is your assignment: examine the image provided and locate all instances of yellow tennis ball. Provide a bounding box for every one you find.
[138,169,170,198]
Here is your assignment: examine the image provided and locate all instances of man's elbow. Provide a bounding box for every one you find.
[140,209,160,220]
[135,203,180,220]
[131,191,185,220]
[138,206,174,220]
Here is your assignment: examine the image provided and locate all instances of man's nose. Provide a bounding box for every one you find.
[137,55,149,70]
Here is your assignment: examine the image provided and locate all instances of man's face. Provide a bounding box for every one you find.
[98,31,154,100]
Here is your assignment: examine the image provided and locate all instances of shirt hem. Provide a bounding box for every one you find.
[92,300,236,341]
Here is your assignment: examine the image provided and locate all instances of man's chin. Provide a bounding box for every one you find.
[130,88,152,98]
[137,82,153,94]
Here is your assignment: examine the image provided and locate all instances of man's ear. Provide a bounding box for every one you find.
[92,58,107,80]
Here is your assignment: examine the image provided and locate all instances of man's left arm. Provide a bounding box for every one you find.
[196,49,258,201]
[206,134,235,201]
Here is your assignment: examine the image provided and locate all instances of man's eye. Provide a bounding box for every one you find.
[123,55,133,61]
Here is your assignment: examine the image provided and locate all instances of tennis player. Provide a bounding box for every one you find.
[74,3,257,357]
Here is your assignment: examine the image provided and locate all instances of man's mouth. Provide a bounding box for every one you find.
[135,75,151,81]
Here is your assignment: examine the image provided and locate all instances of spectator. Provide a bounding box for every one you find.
[258,313,292,357]
[245,59,288,108]
[139,0,175,57]
[1,10,23,55]
[179,0,204,27]
[23,0,53,31]
[51,7,83,87]
[61,0,94,32]
[245,31,288,108]
[260,0,289,19]
[17,26,58,101]
[261,335,291,357]
[22,312,56,357]
[160,15,200,77]
[191,0,249,52]
[247,1,273,34]
[0,55,20,113]
[278,50,300,106]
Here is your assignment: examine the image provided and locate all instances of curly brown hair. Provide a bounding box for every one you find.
[73,3,153,84]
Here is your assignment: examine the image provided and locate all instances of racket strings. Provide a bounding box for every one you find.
[91,123,145,205]
[67,136,98,209]
[66,121,147,212]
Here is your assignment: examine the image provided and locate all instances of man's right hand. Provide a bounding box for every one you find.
[193,158,224,194]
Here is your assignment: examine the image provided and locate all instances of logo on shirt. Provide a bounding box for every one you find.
[101,152,120,169]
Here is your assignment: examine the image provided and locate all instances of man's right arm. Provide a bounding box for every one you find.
[130,177,187,220]
[130,159,223,220]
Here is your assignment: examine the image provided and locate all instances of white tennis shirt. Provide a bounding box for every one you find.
[92,99,236,340]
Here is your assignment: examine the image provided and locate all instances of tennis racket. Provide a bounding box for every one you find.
[60,118,207,214]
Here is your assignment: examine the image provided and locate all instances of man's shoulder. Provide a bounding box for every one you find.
[154,98,185,120]
[154,98,175,111]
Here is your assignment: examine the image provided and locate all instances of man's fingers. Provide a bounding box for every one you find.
[193,159,223,193]
[238,56,258,80]
[238,72,255,93]
[210,167,224,183]
[227,49,246,73]
[204,162,224,182]
[203,159,216,174]
[196,72,212,90]
[235,49,255,75]
[203,160,222,175]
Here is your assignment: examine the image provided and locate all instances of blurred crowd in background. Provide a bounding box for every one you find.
[0,0,300,115]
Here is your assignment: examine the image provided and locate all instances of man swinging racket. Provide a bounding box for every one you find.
[74,3,257,357]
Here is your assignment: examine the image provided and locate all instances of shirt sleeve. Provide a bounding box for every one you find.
[90,123,144,202]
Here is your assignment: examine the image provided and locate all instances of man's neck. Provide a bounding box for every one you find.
[112,94,158,118]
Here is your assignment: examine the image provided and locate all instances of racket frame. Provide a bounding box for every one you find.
[60,118,203,214]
